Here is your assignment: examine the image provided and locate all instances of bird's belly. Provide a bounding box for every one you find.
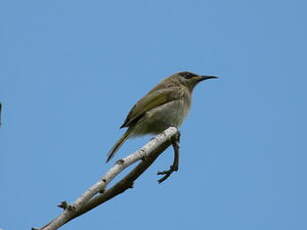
[132,100,189,136]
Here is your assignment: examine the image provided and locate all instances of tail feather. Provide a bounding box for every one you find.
[106,131,130,162]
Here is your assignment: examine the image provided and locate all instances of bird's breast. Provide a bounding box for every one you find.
[131,89,191,136]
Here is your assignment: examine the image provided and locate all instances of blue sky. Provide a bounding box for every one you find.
[1,0,306,229]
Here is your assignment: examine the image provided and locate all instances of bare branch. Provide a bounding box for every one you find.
[157,133,180,183]
[35,127,179,230]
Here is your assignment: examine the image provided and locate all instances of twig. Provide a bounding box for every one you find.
[34,127,179,230]
[157,132,180,183]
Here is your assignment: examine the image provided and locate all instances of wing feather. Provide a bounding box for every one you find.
[120,87,183,128]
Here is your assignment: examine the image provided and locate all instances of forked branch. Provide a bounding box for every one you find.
[34,127,179,230]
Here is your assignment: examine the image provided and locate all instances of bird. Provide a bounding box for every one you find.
[106,71,218,162]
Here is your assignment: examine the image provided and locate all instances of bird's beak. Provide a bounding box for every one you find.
[198,75,219,82]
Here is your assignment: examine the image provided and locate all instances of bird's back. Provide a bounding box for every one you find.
[120,75,186,129]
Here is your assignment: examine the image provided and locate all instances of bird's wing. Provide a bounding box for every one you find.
[120,87,183,128]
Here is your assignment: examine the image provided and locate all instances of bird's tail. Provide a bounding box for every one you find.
[106,130,131,163]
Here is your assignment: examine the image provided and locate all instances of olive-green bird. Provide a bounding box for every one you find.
[106,71,218,162]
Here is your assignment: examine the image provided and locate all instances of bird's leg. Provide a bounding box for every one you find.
[157,131,180,183]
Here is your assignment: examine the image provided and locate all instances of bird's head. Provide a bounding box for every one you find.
[173,71,218,91]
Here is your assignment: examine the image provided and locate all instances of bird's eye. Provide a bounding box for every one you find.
[181,72,196,79]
